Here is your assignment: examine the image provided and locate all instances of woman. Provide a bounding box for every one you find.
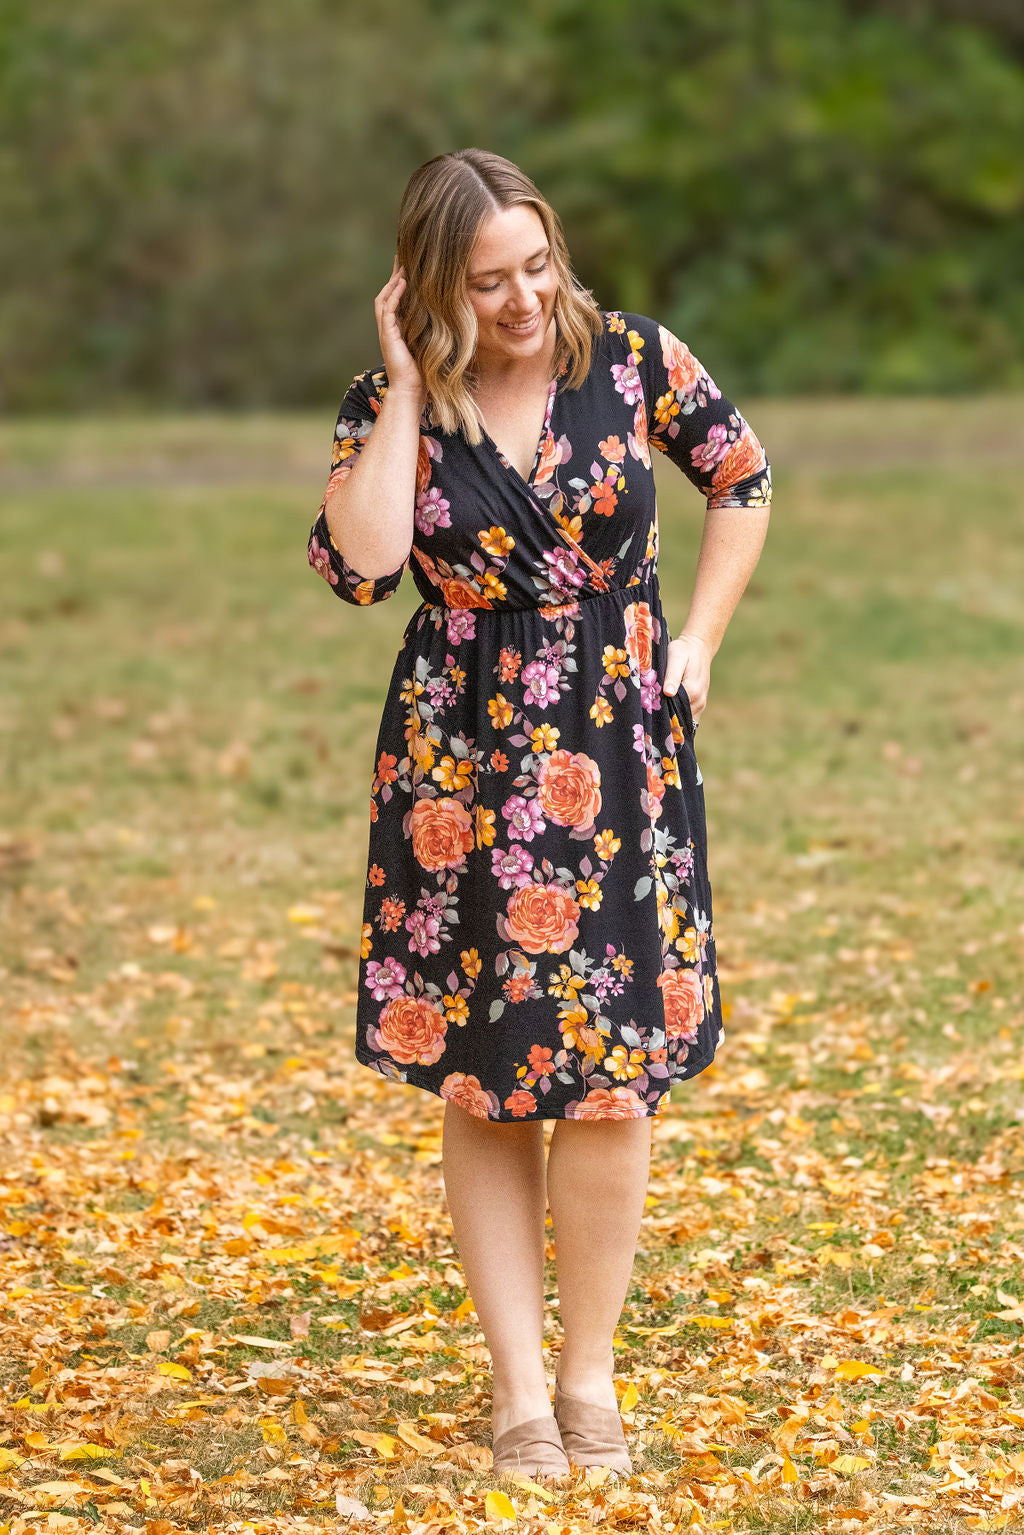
[307,149,771,1479]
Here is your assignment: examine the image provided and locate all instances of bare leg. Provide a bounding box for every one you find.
[441,1101,552,1439]
[546,1116,653,1411]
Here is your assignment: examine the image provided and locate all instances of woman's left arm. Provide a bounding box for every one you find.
[619,311,772,723]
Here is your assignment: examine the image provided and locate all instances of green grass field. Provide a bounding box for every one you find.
[1,400,1023,1531]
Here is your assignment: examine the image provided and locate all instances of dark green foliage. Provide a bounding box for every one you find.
[1,0,1022,409]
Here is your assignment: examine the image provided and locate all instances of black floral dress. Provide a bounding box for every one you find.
[307,309,771,1121]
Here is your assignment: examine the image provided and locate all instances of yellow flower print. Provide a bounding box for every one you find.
[656,881,679,944]
[410,733,436,772]
[576,877,602,911]
[590,696,613,727]
[489,693,514,729]
[594,829,620,861]
[475,804,496,850]
[611,952,633,979]
[480,569,508,602]
[548,965,586,1003]
[480,526,515,559]
[654,390,680,428]
[444,993,470,1027]
[663,754,681,790]
[360,921,373,960]
[668,712,685,747]
[461,947,482,979]
[564,1021,606,1065]
[676,925,699,962]
[432,754,474,793]
[531,722,560,753]
[331,434,361,467]
[399,675,425,707]
[554,508,585,542]
[607,313,627,335]
[604,1044,646,1082]
[449,662,466,690]
[602,645,630,679]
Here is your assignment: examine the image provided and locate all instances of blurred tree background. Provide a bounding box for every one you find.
[2,0,1022,412]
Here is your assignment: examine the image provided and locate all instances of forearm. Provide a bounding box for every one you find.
[674,505,770,657]
[323,383,426,580]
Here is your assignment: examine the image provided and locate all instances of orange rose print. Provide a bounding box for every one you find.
[569,1086,647,1119]
[710,424,765,491]
[410,796,475,871]
[623,601,654,671]
[378,995,448,1065]
[504,882,581,954]
[659,326,702,394]
[441,1071,494,1118]
[657,967,704,1043]
[536,750,602,829]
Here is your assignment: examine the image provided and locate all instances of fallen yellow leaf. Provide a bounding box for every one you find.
[348,1430,399,1460]
[157,1361,192,1380]
[832,1454,872,1475]
[485,1489,517,1520]
[58,1443,113,1462]
[396,1422,440,1456]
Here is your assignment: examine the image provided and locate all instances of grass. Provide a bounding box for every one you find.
[0,398,1022,1532]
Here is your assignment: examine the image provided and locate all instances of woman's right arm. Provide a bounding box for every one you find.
[323,375,425,583]
[307,261,427,606]
[307,371,423,605]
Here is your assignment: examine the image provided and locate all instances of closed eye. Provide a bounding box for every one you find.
[477,260,548,294]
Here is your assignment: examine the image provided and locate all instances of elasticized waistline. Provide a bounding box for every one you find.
[415,569,660,620]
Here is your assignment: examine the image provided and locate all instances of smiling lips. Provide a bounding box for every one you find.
[499,312,542,334]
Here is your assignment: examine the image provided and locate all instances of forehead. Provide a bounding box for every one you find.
[468,205,548,275]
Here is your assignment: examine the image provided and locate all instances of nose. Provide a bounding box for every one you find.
[510,274,537,311]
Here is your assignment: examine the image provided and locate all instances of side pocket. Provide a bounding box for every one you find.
[678,686,697,738]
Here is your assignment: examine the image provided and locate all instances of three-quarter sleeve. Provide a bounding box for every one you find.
[306,366,410,606]
[620,311,772,509]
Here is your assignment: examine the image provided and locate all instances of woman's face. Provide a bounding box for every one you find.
[465,204,559,370]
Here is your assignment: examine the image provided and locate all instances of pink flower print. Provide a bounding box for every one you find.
[308,534,338,587]
[639,667,662,714]
[415,486,452,536]
[612,359,644,407]
[502,794,547,842]
[690,423,731,473]
[543,547,587,601]
[406,901,444,958]
[446,609,477,645]
[491,843,535,889]
[365,957,408,999]
[522,659,561,708]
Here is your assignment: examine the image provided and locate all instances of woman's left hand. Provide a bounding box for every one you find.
[662,632,713,725]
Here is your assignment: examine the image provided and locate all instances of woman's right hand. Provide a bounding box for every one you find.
[375,256,426,400]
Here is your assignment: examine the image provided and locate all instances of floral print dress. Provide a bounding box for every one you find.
[307,310,771,1121]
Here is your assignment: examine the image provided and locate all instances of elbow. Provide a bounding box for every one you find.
[307,508,408,606]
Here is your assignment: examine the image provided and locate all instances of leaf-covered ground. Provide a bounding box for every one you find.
[1,399,1023,1532]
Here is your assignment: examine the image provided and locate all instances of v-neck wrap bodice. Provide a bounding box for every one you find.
[307,309,771,1123]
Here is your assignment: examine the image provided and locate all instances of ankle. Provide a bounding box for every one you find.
[556,1348,614,1388]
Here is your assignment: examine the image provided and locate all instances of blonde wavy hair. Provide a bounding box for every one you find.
[394,149,605,444]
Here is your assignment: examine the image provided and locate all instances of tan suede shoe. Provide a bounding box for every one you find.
[553,1381,633,1475]
[491,1411,571,1479]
